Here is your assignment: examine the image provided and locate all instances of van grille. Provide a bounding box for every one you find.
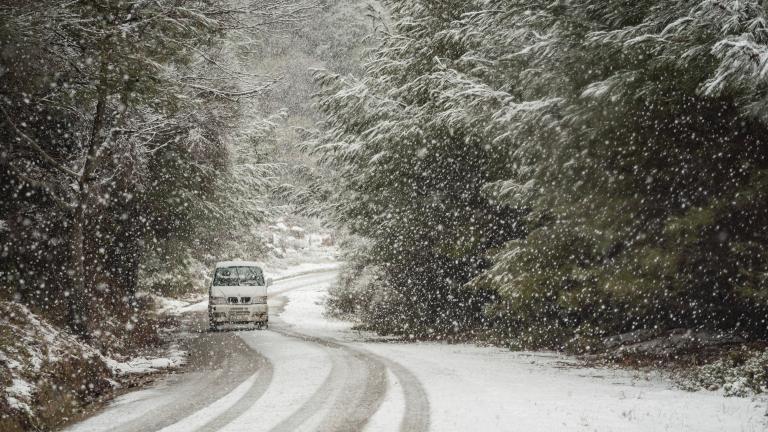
[227,297,239,304]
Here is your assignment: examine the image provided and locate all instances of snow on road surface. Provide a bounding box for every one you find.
[66,268,767,432]
[278,272,768,432]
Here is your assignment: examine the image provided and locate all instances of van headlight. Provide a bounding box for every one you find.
[210,296,227,305]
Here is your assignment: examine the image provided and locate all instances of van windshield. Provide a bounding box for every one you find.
[213,266,265,286]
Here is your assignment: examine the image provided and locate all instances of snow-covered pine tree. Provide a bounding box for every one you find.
[315,0,525,337]
[318,0,768,349]
[472,0,768,350]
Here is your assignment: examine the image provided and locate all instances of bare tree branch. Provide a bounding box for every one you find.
[183,80,278,101]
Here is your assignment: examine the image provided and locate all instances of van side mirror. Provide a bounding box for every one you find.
[266,278,273,287]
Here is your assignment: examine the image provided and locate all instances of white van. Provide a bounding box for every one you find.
[208,261,270,331]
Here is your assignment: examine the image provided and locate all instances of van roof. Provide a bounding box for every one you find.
[215,260,263,269]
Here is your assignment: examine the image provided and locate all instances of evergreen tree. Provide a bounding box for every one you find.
[320,0,768,349]
[0,0,301,337]
[316,0,524,336]
[473,0,768,349]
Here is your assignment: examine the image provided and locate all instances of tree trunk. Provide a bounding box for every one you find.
[67,201,89,337]
[66,52,110,338]
[124,235,142,310]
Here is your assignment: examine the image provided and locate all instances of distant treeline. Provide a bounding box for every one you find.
[319,0,768,351]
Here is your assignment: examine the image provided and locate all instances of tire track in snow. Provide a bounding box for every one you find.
[267,327,430,432]
[379,352,430,432]
[71,270,429,432]
[215,329,334,432]
[263,270,430,432]
[127,274,334,432]
[165,273,341,432]
[266,327,388,432]
[172,358,274,432]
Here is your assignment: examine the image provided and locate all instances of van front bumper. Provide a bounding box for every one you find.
[209,304,268,323]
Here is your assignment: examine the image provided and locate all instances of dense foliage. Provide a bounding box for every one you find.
[0,0,307,339]
[317,1,525,337]
[319,0,768,349]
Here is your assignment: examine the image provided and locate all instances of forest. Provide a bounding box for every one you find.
[2,1,768,430]
[0,0,338,338]
[0,0,768,351]
[320,0,768,353]
[3,0,767,357]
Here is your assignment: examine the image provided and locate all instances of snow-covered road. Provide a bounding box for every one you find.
[66,270,767,432]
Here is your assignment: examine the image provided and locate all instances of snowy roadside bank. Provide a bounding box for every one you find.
[0,302,186,432]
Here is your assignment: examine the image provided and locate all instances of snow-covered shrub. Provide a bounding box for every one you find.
[140,262,204,298]
[139,249,216,298]
[326,260,383,322]
[327,249,496,338]
[676,349,768,396]
[87,296,165,356]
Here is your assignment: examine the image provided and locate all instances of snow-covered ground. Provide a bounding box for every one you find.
[64,267,768,432]
[104,346,188,376]
[278,272,768,432]
[264,261,341,280]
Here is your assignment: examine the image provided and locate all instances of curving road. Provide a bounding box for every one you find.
[66,272,430,432]
[66,270,767,432]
